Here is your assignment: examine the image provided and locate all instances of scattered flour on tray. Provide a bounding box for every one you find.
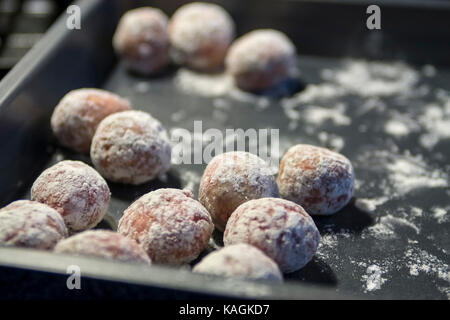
[134,81,150,93]
[174,68,272,111]
[382,110,422,138]
[281,100,350,130]
[357,97,387,116]
[169,61,449,298]
[418,97,450,149]
[316,228,352,262]
[362,265,387,292]
[318,233,338,251]
[384,120,411,137]
[213,98,231,110]
[170,109,187,123]
[359,150,448,198]
[288,83,345,104]
[411,207,423,218]
[228,88,271,110]
[375,88,450,147]
[352,245,450,296]
[280,60,420,130]
[422,65,437,78]
[317,132,345,152]
[385,156,448,195]
[366,220,396,240]
[211,108,229,124]
[439,287,450,300]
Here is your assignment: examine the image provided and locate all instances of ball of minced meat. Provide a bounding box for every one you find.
[193,243,283,282]
[198,151,279,231]
[0,200,68,250]
[54,230,151,265]
[118,188,213,265]
[224,197,320,273]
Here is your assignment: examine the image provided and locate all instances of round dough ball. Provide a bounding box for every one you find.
[0,200,68,250]
[199,151,279,231]
[169,2,235,71]
[90,110,171,185]
[51,88,131,153]
[226,29,296,91]
[54,230,151,265]
[113,7,170,75]
[31,160,110,233]
[277,144,355,215]
[193,243,283,282]
[224,198,320,273]
[118,188,213,265]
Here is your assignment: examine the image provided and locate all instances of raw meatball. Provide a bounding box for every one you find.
[277,144,355,215]
[193,243,283,282]
[199,151,279,231]
[0,200,68,250]
[226,29,296,91]
[54,230,151,265]
[31,160,110,233]
[51,88,131,153]
[118,188,213,265]
[113,7,169,75]
[224,198,320,273]
[90,110,171,185]
[169,2,235,71]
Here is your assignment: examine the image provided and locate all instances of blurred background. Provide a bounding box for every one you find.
[0,0,71,78]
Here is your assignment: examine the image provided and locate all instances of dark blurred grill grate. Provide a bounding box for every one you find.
[0,0,70,78]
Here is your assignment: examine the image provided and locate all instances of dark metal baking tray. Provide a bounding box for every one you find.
[0,0,449,299]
